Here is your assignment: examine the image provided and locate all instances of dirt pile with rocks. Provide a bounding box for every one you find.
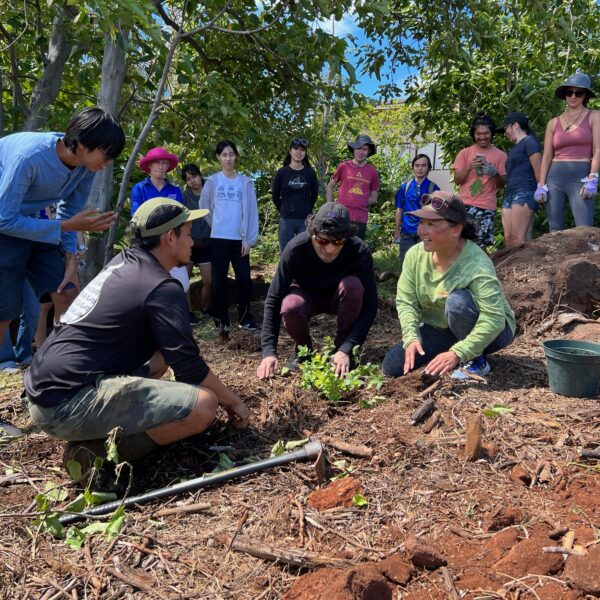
[493,227,600,327]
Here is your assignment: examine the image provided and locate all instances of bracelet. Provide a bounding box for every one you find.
[589,172,599,179]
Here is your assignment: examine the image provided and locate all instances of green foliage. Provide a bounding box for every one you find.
[482,404,514,419]
[297,340,384,403]
[270,438,309,457]
[352,493,368,508]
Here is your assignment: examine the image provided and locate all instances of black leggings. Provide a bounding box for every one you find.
[210,238,253,327]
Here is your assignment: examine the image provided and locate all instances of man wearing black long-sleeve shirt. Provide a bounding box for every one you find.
[25,198,250,475]
[257,203,377,379]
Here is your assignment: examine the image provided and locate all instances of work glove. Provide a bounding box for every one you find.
[580,176,598,199]
[481,163,498,177]
[534,184,548,203]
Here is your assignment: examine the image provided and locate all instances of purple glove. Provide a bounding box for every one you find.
[534,184,548,203]
[581,177,598,199]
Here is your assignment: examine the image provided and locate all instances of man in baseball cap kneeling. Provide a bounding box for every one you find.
[24,198,250,483]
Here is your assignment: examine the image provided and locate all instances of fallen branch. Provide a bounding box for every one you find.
[410,397,435,426]
[417,379,442,399]
[106,567,155,594]
[542,546,583,556]
[320,435,373,458]
[441,567,461,600]
[422,410,442,434]
[224,534,354,569]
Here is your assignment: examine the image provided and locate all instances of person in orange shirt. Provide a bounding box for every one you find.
[453,114,507,249]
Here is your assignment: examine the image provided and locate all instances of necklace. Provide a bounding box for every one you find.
[562,107,585,132]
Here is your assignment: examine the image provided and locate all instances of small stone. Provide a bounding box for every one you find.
[484,507,525,531]
[509,465,532,486]
[564,546,600,596]
[306,476,363,511]
[379,554,412,585]
[404,534,447,570]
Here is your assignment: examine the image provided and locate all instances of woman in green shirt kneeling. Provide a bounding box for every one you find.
[382,191,515,380]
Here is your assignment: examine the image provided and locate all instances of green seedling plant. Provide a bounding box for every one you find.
[297,339,384,403]
[34,428,127,549]
[330,459,355,481]
[352,493,368,508]
[270,438,308,457]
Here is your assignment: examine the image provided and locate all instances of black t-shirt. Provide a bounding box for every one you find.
[260,232,378,357]
[25,247,209,407]
[272,165,319,219]
[505,135,541,194]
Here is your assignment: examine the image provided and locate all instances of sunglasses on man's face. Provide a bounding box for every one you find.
[313,235,344,247]
[292,138,308,147]
[565,89,585,98]
[420,194,450,210]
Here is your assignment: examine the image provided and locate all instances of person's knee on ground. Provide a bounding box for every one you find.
[382,343,407,377]
[146,387,218,446]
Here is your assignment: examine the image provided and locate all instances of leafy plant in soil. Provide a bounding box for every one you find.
[297,340,384,403]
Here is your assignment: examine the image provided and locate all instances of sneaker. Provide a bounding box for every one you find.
[451,356,491,380]
[216,325,230,345]
[189,311,201,325]
[238,319,259,332]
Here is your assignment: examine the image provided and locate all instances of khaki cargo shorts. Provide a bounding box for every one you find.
[28,374,199,442]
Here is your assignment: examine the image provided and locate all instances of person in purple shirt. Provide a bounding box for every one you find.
[0,107,125,344]
[130,147,182,214]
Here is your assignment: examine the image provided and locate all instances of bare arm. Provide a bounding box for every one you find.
[200,369,250,428]
[368,190,378,206]
[529,152,542,182]
[394,208,403,237]
[589,110,600,176]
[539,118,557,185]
[326,178,337,202]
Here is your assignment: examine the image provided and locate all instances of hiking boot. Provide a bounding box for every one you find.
[215,325,230,344]
[238,319,259,332]
[451,356,491,380]
[0,360,19,374]
[189,311,201,325]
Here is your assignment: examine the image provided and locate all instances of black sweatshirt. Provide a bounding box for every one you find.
[271,165,319,219]
[260,232,378,357]
[25,247,209,407]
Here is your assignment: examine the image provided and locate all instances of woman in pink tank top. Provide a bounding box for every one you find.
[536,73,600,231]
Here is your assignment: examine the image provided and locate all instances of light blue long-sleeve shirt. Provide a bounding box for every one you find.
[0,132,95,253]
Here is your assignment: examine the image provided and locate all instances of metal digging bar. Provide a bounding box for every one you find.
[58,439,323,525]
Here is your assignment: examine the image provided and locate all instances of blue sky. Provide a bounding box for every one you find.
[320,13,413,100]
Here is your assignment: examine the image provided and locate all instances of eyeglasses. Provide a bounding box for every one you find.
[565,89,585,98]
[420,194,450,210]
[292,138,308,147]
[313,235,344,247]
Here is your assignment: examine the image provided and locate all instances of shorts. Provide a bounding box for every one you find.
[0,233,65,321]
[502,191,539,212]
[465,206,495,248]
[27,373,199,442]
[191,243,211,265]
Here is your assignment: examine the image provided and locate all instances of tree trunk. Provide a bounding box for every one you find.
[81,29,128,285]
[22,10,73,132]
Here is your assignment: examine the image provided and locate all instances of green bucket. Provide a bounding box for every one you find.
[543,340,600,398]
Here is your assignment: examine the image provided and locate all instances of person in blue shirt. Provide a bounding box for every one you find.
[393,154,440,268]
[130,147,182,214]
[0,107,125,345]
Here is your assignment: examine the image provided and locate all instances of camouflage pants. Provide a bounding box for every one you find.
[465,205,495,248]
[28,374,198,442]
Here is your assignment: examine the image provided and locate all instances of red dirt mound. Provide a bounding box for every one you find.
[492,227,600,326]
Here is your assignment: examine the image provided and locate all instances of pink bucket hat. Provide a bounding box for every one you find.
[138,147,179,174]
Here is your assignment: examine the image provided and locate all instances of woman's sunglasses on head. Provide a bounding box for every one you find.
[565,89,585,98]
[313,235,344,247]
[292,138,308,147]
[421,194,450,210]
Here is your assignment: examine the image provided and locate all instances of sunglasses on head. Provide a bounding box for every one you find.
[565,89,585,98]
[420,194,450,210]
[313,235,344,247]
[292,138,308,147]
